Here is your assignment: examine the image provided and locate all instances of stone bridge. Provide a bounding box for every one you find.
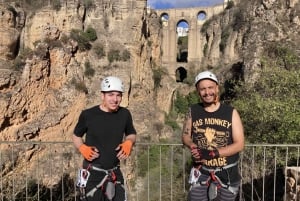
[152,1,229,82]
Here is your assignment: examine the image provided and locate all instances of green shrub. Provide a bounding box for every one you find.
[200,16,217,33]
[165,110,180,130]
[203,43,208,56]
[226,0,235,9]
[152,68,166,89]
[183,65,197,86]
[13,57,26,71]
[121,49,131,61]
[232,9,246,31]
[13,48,33,70]
[104,15,109,29]
[34,44,48,58]
[84,61,95,77]
[24,0,45,10]
[266,43,299,70]
[164,91,198,131]
[107,49,121,63]
[177,36,188,50]
[220,28,230,53]
[94,44,105,59]
[174,91,199,114]
[70,27,98,51]
[71,78,88,94]
[83,27,97,42]
[7,6,17,16]
[44,38,63,49]
[83,0,94,9]
[70,29,91,51]
[201,20,211,33]
[51,0,61,11]
[232,67,300,144]
[60,34,69,44]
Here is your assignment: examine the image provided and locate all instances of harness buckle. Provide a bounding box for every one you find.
[188,166,201,184]
[76,169,90,188]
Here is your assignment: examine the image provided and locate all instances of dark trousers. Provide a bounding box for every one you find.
[188,184,239,201]
[85,182,125,201]
[188,173,240,201]
[84,166,125,201]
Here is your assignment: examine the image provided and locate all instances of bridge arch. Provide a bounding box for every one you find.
[176,20,189,63]
[197,11,207,21]
[175,66,187,82]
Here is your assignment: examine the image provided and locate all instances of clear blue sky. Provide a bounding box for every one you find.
[148,0,224,9]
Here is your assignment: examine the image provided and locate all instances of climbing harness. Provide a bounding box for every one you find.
[76,165,120,201]
[190,161,239,200]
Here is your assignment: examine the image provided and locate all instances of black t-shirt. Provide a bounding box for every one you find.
[74,106,136,169]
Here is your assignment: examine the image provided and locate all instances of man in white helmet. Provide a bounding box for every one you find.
[182,71,244,201]
[72,76,136,201]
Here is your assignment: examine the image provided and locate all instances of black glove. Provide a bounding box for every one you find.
[189,144,201,162]
[197,148,219,160]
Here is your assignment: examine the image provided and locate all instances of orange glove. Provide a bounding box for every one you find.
[79,144,98,161]
[118,140,133,156]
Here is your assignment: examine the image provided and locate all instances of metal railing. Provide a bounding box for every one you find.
[0,141,299,201]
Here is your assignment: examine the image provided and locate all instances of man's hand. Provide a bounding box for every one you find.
[190,144,201,162]
[79,144,99,161]
[116,140,133,160]
[197,148,219,160]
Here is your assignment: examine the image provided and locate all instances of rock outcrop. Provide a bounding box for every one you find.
[286,167,300,201]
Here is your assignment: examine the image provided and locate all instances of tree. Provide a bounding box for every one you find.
[232,67,300,144]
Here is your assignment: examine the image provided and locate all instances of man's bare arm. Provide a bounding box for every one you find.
[218,109,245,157]
[182,108,196,148]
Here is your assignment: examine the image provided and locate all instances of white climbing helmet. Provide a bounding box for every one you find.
[195,71,219,86]
[101,76,125,92]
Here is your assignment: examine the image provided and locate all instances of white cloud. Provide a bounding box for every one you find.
[148,0,224,9]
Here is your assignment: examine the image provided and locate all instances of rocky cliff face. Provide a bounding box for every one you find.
[197,0,300,84]
[0,0,159,141]
[0,0,299,199]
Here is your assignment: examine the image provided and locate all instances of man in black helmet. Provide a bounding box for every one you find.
[182,71,244,201]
